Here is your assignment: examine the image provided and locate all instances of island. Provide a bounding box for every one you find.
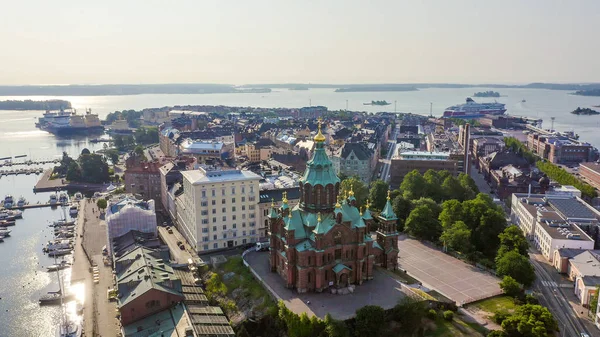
[0,99,71,110]
[335,85,417,92]
[572,89,600,96]
[473,91,500,97]
[570,107,600,115]
[363,100,391,106]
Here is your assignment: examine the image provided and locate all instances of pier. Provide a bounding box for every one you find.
[1,202,67,210]
[0,167,45,178]
[0,159,60,168]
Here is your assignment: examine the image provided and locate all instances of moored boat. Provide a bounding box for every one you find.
[442,98,506,118]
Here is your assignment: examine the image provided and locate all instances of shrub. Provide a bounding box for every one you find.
[427,309,437,319]
[492,311,510,325]
[442,310,454,321]
[525,294,539,305]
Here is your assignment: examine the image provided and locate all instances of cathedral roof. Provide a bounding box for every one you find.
[373,241,383,250]
[332,263,352,274]
[379,191,397,221]
[300,120,339,188]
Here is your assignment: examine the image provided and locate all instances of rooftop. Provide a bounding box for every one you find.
[547,198,598,221]
[180,139,223,154]
[394,150,451,160]
[570,250,600,277]
[182,168,261,185]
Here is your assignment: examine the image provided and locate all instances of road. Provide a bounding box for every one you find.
[381,123,400,184]
[530,255,594,337]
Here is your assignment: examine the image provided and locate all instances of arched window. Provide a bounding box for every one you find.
[305,184,312,205]
[316,185,322,207]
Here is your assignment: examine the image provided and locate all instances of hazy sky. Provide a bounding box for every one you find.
[1,0,599,85]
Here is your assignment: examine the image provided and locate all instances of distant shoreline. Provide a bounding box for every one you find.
[0,82,599,96]
[0,99,71,111]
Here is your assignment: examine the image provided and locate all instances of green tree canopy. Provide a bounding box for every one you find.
[134,145,145,158]
[354,305,385,337]
[496,250,536,287]
[341,176,368,207]
[423,169,444,202]
[440,221,472,253]
[439,199,464,228]
[501,304,557,337]
[411,197,442,219]
[499,275,522,298]
[392,195,412,231]
[390,297,427,335]
[497,225,529,261]
[400,170,427,200]
[405,205,442,241]
[96,198,107,210]
[441,175,467,201]
[79,153,110,184]
[368,179,389,211]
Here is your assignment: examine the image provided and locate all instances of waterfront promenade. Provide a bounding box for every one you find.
[71,199,119,337]
[34,168,110,193]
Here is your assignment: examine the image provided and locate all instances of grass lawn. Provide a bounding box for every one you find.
[219,256,275,310]
[424,316,485,337]
[470,295,516,314]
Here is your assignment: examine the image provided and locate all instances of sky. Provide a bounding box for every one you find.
[1,0,599,85]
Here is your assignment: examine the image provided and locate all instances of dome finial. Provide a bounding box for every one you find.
[317,212,322,222]
[335,195,342,208]
[282,191,288,204]
[349,184,354,196]
[359,207,363,216]
[387,189,391,200]
[366,199,370,210]
[314,118,326,142]
[271,198,275,207]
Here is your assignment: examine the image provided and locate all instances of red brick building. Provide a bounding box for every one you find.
[268,122,399,293]
[124,154,162,208]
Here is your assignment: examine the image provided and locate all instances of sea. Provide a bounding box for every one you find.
[1,87,600,336]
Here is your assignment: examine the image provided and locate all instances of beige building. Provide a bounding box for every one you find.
[176,168,261,253]
[389,150,458,187]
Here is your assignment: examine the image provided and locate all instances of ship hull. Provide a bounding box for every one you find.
[442,109,506,118]
[43,126,105,135]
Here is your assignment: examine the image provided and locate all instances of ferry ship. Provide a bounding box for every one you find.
[36,108,104,134]
[442,98,506,118]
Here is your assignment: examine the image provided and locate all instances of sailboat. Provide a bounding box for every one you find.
[54,259,82,337]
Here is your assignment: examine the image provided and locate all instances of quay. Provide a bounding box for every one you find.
[1,202,68,210]
[0,159,60,168]
[34,168,110,193]
[0,167,45,178]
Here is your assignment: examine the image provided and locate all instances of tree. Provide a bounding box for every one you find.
[486,331,508,337]
[390,297,427,335]
[501,304,557,337]
[79,153,110,183]
[458,172,479,197]
[499,275,522,298]
[369,180,389,211]
[439,199,464,228]
[81,148,91,155]
[411,197,441,219]
[441,176,466,201]
[324,314,350,337]
[96,198,107,211]
[405,205,442,241]
[401,170,427,200]
[66,161,81,181]
[473,209,507,258]
[496,250,536,287]
[497,225,529,262]
[354,305,385,337]
[105,149,120,164]
[134,145,145,158]
[392,195,412,231]
[341,176,368,207]
[423,169,444,202]
[440,221,472,253]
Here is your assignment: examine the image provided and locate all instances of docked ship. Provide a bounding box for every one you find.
[36,108,104,135]
[442,98,506,118]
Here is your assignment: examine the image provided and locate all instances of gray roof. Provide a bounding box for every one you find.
[339,142,373,160]
[547,198,597,220]
[582,276,600,286]
[570,250,600,277]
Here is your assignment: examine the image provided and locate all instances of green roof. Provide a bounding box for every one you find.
[296,240,315,252]
[373,241,383,250]
[313,213,335,235]
[269,206,279,219]
[362,208,373,220]
[333,263,352,274]
[380,199,397,221]
[300,142,340,188]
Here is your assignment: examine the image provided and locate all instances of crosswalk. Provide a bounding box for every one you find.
[540,280,558,288]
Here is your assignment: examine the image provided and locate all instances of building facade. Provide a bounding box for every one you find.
[106,196,157,255]
[389,150,458,187]
[176,168,261,253]
[580,162,600,190]
[527,133,595,164]
[331,142,375,183]
[124,155,162,208]
[268,122,398,293]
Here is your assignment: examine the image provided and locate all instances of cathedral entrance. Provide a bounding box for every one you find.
[339,273,348,287]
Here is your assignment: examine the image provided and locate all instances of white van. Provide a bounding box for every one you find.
[256,241,270,252]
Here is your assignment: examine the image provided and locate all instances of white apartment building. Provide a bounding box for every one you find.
[176,168,261,253]
[105,196,157,255]
[511,193,595,262]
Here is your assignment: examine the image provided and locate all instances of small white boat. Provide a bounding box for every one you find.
[58,192,69,204]
[68,205,78,216]
[56,320,82,337]
[73,192,83,201]
[47,261,71,272]
[106,183,116,192]
[47,249,72,257]
[16,196,27,207]
[3,195,14,208]
[0,228,11,237]
[49,193,58,205]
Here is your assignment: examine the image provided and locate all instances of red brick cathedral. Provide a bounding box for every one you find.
[268,121,399,293]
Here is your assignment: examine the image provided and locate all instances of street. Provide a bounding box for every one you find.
[381,123,400,184]
[530,253,595,337]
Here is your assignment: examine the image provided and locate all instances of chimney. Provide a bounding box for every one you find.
[464,123,471,175]
[528,183,532,197]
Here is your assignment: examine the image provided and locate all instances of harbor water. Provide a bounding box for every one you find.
[1,87,600,335]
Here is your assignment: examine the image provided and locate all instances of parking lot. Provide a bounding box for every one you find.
[397,235,502,305]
